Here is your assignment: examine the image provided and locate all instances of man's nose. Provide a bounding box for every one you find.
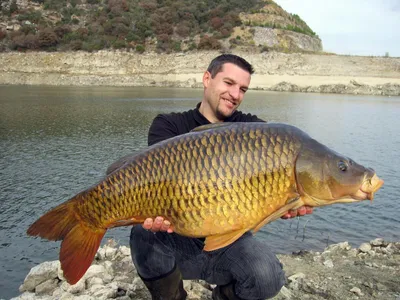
[229,86,240,100]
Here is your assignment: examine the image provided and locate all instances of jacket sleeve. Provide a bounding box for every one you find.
[148,114,180,146]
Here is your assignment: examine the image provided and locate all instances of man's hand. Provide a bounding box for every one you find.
[281,206,313,219]
[143,216,174,233]
[143,206,313,232]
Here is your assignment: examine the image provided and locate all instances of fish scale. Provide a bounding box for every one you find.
[81,124,300,236]
[27,122,384,285]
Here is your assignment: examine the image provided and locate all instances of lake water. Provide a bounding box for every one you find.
[0,85,399,299]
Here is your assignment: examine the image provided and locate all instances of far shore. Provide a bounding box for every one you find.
[1,50,400,96]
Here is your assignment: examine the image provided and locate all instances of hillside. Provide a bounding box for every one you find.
[0,0,322,53]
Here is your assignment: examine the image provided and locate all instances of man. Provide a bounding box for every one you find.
[130,54,313,300]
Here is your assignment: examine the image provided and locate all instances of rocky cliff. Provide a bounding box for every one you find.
[1,50,400,96]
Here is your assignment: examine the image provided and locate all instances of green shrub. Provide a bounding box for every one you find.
[135,44,145,53]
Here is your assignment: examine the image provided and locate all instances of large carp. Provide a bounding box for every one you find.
[27,123,383,285]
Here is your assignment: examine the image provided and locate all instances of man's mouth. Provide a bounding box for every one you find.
[222,98,236,108]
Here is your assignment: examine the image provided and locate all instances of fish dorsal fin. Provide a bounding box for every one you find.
[252,196,303,233]
[106,153,137,175]
[203,229,248,251]
[191,123,234,132]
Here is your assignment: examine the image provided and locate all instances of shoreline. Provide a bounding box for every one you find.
[12,238,400,300]
[1,51,400,96]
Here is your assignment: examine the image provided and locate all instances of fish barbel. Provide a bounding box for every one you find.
[27,123,384,284]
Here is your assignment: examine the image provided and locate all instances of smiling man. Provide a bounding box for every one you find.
[130,54,313,300]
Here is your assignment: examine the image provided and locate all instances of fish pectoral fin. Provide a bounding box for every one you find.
[203,229,248,251]
[108,217,145,228]
[252,199,303,233]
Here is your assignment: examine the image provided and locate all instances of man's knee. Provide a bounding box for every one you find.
[233,249,286,299]
[241,261,285,299]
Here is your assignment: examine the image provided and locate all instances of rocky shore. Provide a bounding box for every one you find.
[1,51,400,96]
[12,238,400,300]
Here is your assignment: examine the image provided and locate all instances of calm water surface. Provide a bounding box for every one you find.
[0,85,399,299]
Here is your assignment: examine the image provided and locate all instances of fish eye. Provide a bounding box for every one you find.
[338,161,348,172]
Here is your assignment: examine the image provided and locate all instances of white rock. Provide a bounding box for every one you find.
[104,245,118,259]
[278,286,293,298]
[348,249,358,257]
[92,287,117,299]
[370,238,384,246]
[103,260,114,274]
[102,273,114,284]
[326,242,351,252]
[10,292,40,300]
[84,264,107,281]
[60,278,86,294]
[359,243,372,253]
[96,248,106,260]
[86,276,104,288]
[19,261,60,292]
[119,246,131,257]
[323,259,334,268]
[350,287,363,296]
[73,296,96,300]
[288,273,305,282]
[35,278,58,295]
[58,292,74,300]
[89,284,106,293]
[113,275,133,284]
[57,265,66,282]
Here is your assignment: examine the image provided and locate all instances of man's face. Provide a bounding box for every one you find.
[203,63,251,121]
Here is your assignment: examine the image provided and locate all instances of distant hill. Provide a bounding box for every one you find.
[0,0,322,53]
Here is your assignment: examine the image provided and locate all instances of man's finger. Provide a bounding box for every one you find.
[297,206,307,216]
[160,220,171,232]
[143,218,153,230]
[152,216,163,232]
[289,209,298,218]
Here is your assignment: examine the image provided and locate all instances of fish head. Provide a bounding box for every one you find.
[295,142,384,207]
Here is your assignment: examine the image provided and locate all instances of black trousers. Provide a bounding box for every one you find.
[130,226,286,300]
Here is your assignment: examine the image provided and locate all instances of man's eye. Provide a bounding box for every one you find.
[225,81,232,85]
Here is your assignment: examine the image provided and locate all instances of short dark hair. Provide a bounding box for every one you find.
[207,54,254,78]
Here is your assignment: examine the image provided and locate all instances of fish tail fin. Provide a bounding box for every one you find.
[60,223,105,284]
[27,200,106,284]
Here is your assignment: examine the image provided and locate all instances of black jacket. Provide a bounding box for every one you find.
[148,103,264,146]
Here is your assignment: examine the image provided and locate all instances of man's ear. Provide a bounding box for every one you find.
[203,71,211,88]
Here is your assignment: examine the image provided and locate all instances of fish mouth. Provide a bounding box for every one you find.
[351,174,384,201]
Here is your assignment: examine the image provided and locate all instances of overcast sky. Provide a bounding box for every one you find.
[274,0,400,57]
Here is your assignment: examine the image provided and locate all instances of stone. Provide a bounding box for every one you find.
[370,238,384,246]
[19,261,60,292]
[60,277,85,294]
[288,273,306,282]
[323,259,334,268]
[350,287,363,296]
[84,264,107,281]
[92,287,117,299]
[359,243,372,253]
[104,245,118,259]
[119,245,131,257]
[35,279,58,295]
[86,276,104,288]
